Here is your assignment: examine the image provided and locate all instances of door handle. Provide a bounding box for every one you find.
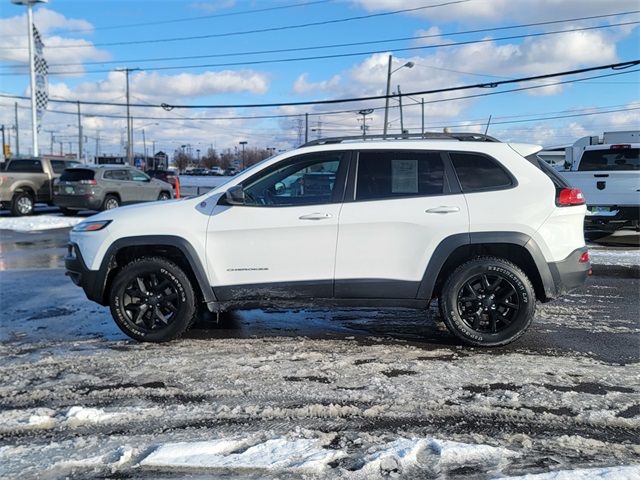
[426,206,460,214]
[299,212,333,220]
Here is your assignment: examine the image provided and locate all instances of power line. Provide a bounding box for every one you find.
[0,0,472,50]
[2,65,637,120]
[3,21,637,77]
[0,1,334,37]
[3,10,635,70]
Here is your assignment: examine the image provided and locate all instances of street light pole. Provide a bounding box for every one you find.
[382,55,414,137]
[77,101,83,162]
[239,141,247,170]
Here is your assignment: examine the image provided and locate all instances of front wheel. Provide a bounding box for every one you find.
[11,192,34,216]
[438,257,536,347]
[109,257,196,342]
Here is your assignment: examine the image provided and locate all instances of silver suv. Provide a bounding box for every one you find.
[54,165,173,215]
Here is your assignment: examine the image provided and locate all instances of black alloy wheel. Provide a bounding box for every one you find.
[439,256,536,347]
[110,257,196,342]
[456,273,519,334]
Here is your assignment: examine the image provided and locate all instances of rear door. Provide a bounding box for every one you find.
[334,149,469,299]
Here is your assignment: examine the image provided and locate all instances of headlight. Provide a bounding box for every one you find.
[72,220,112,232]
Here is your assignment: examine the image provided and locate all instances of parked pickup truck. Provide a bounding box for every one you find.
[558,131,639,237]
[0,158,81,216]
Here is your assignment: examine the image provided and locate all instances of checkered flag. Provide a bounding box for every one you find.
[33,24,48,131]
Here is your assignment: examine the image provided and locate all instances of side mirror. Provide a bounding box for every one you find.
[225,185,245,205]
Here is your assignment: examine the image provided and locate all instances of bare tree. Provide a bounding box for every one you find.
[173,150,192,173]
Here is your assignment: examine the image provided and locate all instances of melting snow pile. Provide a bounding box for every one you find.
[590,249,640,267]
[0,215,82,232]
[499,464,640,479]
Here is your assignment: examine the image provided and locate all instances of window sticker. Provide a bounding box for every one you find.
[392,159,418,193]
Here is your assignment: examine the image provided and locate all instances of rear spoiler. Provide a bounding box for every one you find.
[508,143,543,158]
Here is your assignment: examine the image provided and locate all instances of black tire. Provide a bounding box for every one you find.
[109,257,196,342]
[102,194,120,211]
[59,207,76,216]
[158,191,171,201]
[438,256,536,347]
[11,191,34,216]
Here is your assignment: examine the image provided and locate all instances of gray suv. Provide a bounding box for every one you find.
[54,165,173,215]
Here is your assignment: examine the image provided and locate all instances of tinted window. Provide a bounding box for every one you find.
[50,160,68,174]
[60,169,95,182]
[243,152,345,206]
[578,148,639,171]
[450,152,512,191]
[6,159,43,173]
[356,151,444,201]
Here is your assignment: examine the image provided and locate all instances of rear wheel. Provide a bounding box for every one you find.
[102,194,120,211]
[11,192,34,216]
[109,257,196,342]
[438,257,536,347]
[158,191,171,201]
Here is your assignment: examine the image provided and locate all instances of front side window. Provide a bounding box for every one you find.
[131,170,150,182]
[242,153,345,206]
[450,152,513,191]
[355,150,445,201]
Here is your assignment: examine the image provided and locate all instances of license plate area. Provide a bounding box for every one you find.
[587,206,619,217]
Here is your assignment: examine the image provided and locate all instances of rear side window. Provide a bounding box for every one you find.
[578,148,639,171]
[450,152,513,191]
[356,151,444,201]
[60,169,95,182]
[6,159,43,173]
[50,160,68,174]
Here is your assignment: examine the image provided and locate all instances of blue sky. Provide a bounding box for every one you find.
[0,0,638,158]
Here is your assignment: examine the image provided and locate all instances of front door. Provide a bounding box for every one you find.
[206,151,350,301]
[334,149,469,299]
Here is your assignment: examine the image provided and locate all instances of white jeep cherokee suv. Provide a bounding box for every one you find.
[65,133,591,346]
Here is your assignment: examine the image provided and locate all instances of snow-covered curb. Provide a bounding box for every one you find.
[0,215,82,232]
[498,464,640,479]
[589,249,640,267]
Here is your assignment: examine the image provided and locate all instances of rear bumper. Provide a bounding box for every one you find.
[547,247,591,298]
[65,243,108,305]
[55,194,103,210]
[585,206,640,231]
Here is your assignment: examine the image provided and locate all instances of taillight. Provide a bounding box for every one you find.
[557,188,585,206]
[579,251,590,263]
[610,144,630,150]
[79,179,97,185]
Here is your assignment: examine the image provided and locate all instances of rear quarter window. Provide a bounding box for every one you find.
[60,169,95,182]
[450,152,513,191]
[578,148,639,171]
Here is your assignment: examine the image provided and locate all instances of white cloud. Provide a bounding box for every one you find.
[190,1,236,14]
[0,7,110,76]
[293,73,342,94]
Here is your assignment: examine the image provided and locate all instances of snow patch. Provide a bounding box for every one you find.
[590,249,640,267]
[140,437,345,473]
[0,214,82,232]
[498,464,640,479]
[65,406,119,425]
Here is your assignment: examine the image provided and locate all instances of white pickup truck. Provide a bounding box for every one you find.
[559,131,639,237]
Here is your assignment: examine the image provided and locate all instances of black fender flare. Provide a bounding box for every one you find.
[416,231,556,301]
[90,235,216,306]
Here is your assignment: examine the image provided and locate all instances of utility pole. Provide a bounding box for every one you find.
[43,129,54,154]
[95,129,100,162]
[14,102,20,157]
[58,141,62,155]
[0,125,5,160]
[142,128,147,160]
[316,118,322,139]
[305,112,309,143]
[398,85,405,134]
[383,54,392,138]
[77,101,83,162]
[421,98,425,135]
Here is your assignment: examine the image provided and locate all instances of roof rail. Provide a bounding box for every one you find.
[301,132,500,147]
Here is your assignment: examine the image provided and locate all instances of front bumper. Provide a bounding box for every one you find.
[65,243,109,305]
[547,247,591,298]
